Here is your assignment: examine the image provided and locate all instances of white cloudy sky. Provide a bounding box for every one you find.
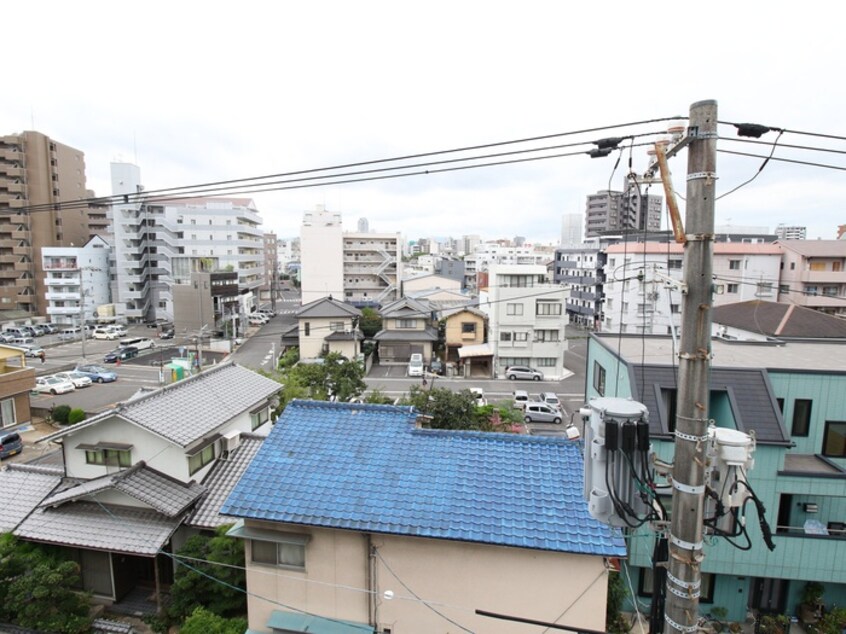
[4,1,845,243]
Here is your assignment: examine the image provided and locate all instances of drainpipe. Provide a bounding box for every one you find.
[366,534,377,627]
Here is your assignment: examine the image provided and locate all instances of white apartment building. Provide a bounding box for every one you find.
[276,237,300,273]
[110,162,265,324]
[465,242,555,294]
[41,236,111,326]
[482,264,569,379]
[300,205,402,306]
[602,242,783,335]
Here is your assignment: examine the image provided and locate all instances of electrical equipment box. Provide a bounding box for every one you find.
[581,397,651,527]
[703,426,756,534]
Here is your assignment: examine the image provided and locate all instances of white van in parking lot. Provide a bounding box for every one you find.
[119,337,155,351]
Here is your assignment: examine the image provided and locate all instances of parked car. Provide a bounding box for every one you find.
[523,402,562,425]
[119,337,155,351]
[23,346,45,358]
[158,329,174,340]
[104,346,139,363]
[512,390,530,410]
[505,365,544,381]
[52,371,93,389]
[258,307,276,318]
[0,431,23,460]
[34,376,76,395]
[41,324,58,334]
[407,353,424,377]
[110,325,128,337]
[20,326,38,338]
[75,364,118,383]
[93,327,120,340]
[30,325,47,336]
[538,392,562,410]
[469,387,487,407]
[0,333,15,343]
[429,358,444,375]
[248,315,267,326]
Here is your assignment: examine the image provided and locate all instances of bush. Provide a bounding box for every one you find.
[180,607,247,634]
[51,404,71,425]
[67,408,87,425]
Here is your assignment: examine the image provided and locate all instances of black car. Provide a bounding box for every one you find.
[429,359,444,375]
[103,346,139,363]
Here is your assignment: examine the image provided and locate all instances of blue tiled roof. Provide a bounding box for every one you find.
[222,400,625,557]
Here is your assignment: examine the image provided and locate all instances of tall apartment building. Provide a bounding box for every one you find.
[776,240,846,317]
[584,185,662,238]
[554,238,612,328]
[560,213,583,246]
[775,224,807,240]
[300,205,402,306]
[602,242,783,335]
[41,236,111,326]
[0,131,101,319]
[261,231,278,301]
[110,162,265,324]
[481,263,569,379]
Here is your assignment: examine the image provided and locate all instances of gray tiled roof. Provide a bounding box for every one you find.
[296,296,362,318]
[187,434,265,529]
[776,239,846,257]
[372,326,439,342]
[39,363,282,448]
[40,463,205,518]
[0,464,63,532]
[379,297,432,318]
[16,501,181,556]
[713,300,846,339]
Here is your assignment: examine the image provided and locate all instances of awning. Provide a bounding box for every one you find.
[266,609,374,633]
[457,342,494,359]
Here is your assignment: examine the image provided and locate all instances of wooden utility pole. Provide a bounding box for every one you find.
[664,100,718,634]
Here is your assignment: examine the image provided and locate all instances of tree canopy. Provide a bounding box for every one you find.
[263,352,367,414]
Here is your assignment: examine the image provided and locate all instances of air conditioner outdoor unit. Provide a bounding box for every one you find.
[222,430,241,453]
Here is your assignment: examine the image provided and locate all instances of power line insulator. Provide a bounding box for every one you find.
[588,147,613,158]
[734,123,773,139]
[594,137,625,150]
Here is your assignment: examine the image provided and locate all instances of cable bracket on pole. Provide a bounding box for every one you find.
[667,571,701,591]
[667,584,701,600]
[665,613,698,633]
[686,171,718,181]
[673,479,705,495]
[674,429,710,442]
[670,534,703,551]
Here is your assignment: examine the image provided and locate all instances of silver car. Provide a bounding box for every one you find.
[523,402,562,424]
[505,365,544,381]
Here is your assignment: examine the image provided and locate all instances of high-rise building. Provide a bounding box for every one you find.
[0,131,101,319]
[41,236,111,326]
[584,184,662,238]
[775,224,807,240]
[262,231,278,301]
[560,213,582,245]
[357,217,369,233]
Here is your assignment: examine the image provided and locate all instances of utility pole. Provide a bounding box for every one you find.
[664,100,717,634]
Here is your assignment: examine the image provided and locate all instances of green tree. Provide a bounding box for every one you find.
[180,607,247,634]
[358,307,382,337]
[1,535,92,634]
[605,570,629,634]
[168,525,246,622]
[278,347,299,369]
[67,408,87,425]
[364,389,395,404]
[404,386,479,430]
[51,404,71,425]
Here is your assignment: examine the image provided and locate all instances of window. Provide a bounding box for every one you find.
[304,322,310,336]
[536,301,562,316]
[0,398,16,428]
[668,258,682,270]
[756,282,774,296]
[593,361,606,396]
[506,303,524,316]
[670,303,680,314]
[251,408,270,431]
[514,332,528,342]
[500,332,512,342]
[729,260,741,270]
[85,448,131,467]
[188,444,215,475]
[776,398,784,412]
[779,285,790,294]
[822,421,846,458]
[251,536,307,570]
[727,284,739,294]
[823,286,838,297]
[329,321,344,332]
[397,319,417,329]
[535,358,557,367]
[534,329,559,342]
[806,286,819,296]
[661,388,678,433]
[791,399,812,437]
[461,322,476,334]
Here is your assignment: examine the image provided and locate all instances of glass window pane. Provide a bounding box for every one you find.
[251,540,277,565]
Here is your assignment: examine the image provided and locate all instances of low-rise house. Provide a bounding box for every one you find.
[222,400,625,634]
[442,306,490,377]
[0,363,281,612]
[0,345,36,431]
[371,297,438,365]
[293,296,363,361]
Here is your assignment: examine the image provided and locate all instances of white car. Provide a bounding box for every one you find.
[52,371,93,389]
[92,328,120,340]
[34,376,76,395]
[538,392,562,410]
[469,387,487,407]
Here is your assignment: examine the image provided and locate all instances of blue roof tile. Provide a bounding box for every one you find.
[222,400,625,557]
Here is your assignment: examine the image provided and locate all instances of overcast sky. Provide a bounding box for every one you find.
[4,1,844,244]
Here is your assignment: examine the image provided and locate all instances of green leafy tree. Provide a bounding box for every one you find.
[67,408,87,425]
[51,404,71,425]
[168,525,246,622]
[180,607,248,634]
[404,386,479,430]
[605,570,629,634]
[358,307,382,337]
[2,541,92,634]
[278,347,299,369]
[364,389,395,404]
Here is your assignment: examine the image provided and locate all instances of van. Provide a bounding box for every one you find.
[512,390,530,410]
[11,337,36,348]
[407,353,424,377]
[0,431,23,460]
[119,337,155,351]
[60,327,81,341]
[3,327,24,338]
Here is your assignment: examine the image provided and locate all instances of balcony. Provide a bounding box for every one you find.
[45,292,81,301]
[800,270,846,283]
[47,306,82,315]
[45,277,80,286]
[0,166,25,178]
[11,229,31,241]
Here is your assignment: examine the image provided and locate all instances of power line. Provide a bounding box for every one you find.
[717,149,846,173]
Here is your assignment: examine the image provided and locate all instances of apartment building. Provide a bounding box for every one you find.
[776,240,846,317]
[0,131,101,319]
[584,185,662,238]
[553,237,614,328]
[602,242,782,335]
[300,205,402,307]
[482,263,569,379]
[110,163,265,324]
[464,242,554,293]
[41,236,111,326]
[261,231,278,301]
[775,224,807,240]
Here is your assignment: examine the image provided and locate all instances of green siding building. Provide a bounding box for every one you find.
[586,334,846,624]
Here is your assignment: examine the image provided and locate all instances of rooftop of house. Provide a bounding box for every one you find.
[222,400,625,557]
[38,363,281,448]
[775,239,846,257]
[296,296,362,319]
[712,300,846,339]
